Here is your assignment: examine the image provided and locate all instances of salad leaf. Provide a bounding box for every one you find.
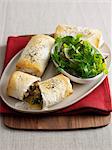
[52,35,108,78]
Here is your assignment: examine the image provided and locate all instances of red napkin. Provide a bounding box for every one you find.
[0,35,111,115]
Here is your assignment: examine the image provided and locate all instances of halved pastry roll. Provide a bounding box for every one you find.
[7,71,41,101]
[16,34,55,77]
[7,72,73,110]
[54,24,102,48]
[38,74,73,109]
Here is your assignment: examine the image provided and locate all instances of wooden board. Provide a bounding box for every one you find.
[3,114,111,130]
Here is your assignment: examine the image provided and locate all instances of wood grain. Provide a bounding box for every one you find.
[3,114,111,130]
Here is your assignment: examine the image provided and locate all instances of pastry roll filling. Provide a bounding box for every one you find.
[23,81,43,108]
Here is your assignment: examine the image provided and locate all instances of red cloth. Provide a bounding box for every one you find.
[0,36,111,115]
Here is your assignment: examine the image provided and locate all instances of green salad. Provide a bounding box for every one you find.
[51,34,108,78]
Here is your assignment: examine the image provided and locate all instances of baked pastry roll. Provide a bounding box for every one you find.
[38,74,73,109]
[55,24,102,48]
[7,71,41,101]
[7,72,73,109]
[16,34,55,77]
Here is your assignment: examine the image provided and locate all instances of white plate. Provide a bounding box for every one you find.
[0,43,111,113]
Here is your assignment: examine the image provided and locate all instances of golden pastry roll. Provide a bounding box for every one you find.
[7,71,41,101]
[54,24,102,48]
[16,34,55,77]
[38,74,73,109]
[7,72,73,109]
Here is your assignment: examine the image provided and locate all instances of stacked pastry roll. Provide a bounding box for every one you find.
[54,24,103,48]
[7,34,73,109]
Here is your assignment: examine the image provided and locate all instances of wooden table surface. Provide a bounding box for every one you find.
[0,0,112,150]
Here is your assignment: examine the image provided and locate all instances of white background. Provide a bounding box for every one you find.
[0,0,112,150]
